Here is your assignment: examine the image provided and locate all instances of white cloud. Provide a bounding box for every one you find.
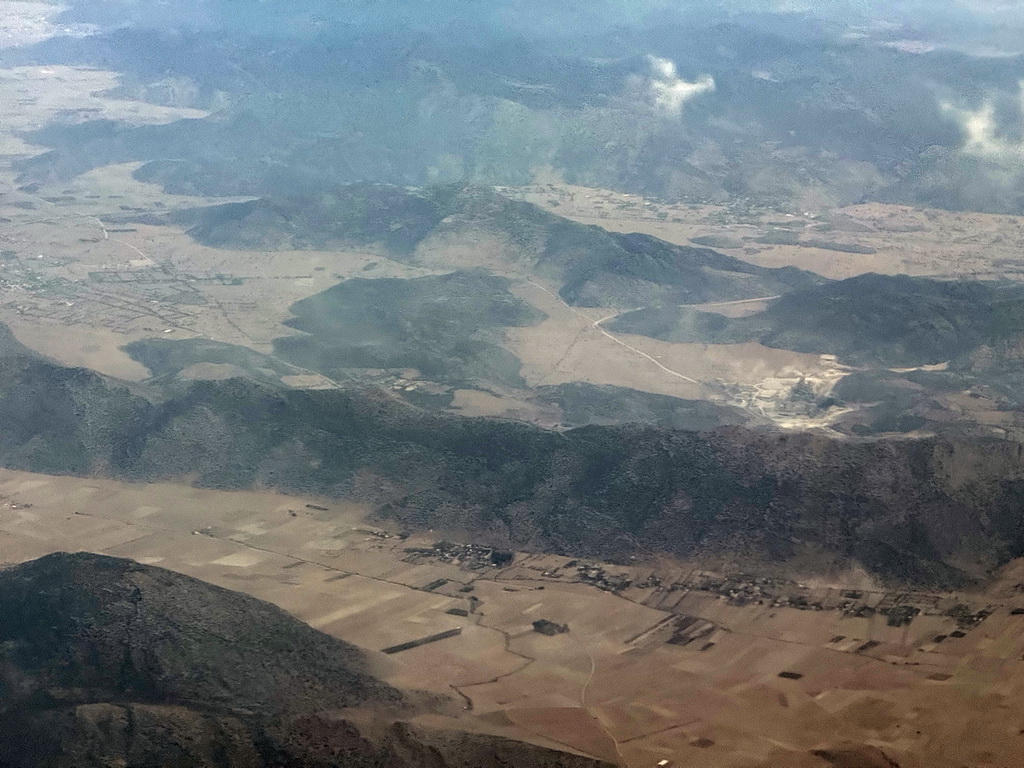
[646,56,715,117]
[942,81,1024,166]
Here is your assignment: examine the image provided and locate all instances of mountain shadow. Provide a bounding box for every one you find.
[0,552,612,768]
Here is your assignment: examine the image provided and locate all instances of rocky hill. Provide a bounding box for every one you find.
[0,552,611,768]
[0,326,1023,586]
[170,183,825,308]
[608,274,1024,435]
[0,552,396,716]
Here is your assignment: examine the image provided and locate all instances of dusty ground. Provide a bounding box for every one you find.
[0,468,1023,767]
[504,182,1024,282]
[506,280,851,428]
[6,318,151,379]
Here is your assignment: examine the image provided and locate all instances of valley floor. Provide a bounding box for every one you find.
[2,468,1024,767]
[1,59,1020,436]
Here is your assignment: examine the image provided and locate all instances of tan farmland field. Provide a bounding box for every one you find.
[2,467,1024,767]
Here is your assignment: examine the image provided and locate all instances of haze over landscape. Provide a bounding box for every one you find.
[4,1,1024,766]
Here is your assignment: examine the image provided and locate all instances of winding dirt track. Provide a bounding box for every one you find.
[582,651,630,768]
[525,279,704,389]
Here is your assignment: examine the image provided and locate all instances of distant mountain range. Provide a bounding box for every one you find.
[8,5,1024,214]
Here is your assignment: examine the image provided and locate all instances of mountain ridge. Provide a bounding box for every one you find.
[0,327,1020,586]
[0,552,613,768]
[610,273,1022,367]
[167,183,826,308]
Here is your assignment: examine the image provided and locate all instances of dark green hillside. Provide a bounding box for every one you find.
[612,274,1012,367]
[537,382,751,431]
[176,183,451,254]
[124,337,297,385]
[0,553,395,716]
[175,183,825,308]
[0,552,609,768]
[123,336,752,429]
[0,326,1021,586]
[13,13,1024,214]
[554,229,821,306]
[272,269,543,388]
[609,303,728,343]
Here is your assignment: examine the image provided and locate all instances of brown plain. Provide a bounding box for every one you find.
[1,468,1024,767]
